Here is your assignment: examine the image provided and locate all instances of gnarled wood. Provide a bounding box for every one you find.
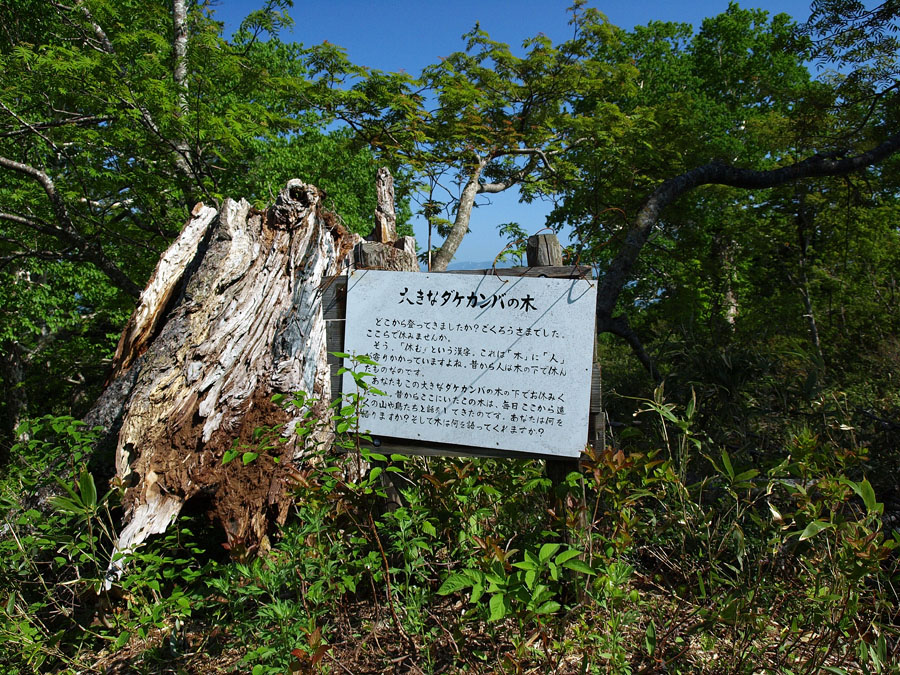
[370,166,396,243]
[111,202,216,377]
[355,168,418,271]
[353,241,418,271]
[89,180,359,581]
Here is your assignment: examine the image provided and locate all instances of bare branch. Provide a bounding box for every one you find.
[498,146,559,174]
[0,211,51,231]
[478,152,541,194]
[0,102,59,150]
[594,131,900,378]
[596,132,900,320]
[601,314,661,383]
[0,156,76,232]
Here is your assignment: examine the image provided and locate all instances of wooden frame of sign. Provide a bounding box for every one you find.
[322,258,603,461]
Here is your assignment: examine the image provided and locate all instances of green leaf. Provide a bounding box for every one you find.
[645,620,657,656]
[115,631,130,649]
[437,573,473,595]
[77,468,97,509]
[561,559,596,575]
[488,593,507,622]
[721,449,735,481]
[734,469,759,483]
[53,474,82,505]
[49,495,84,515]
[554,548,581,565]
[538,542,561,564]
[859,479,880,514]
[534,600,561,615]
[242,452,259,465]
[799,520,832,541]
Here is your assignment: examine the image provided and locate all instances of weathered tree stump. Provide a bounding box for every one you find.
[87,180,359,573]
[371,166,397,244]
[356,168,418,271]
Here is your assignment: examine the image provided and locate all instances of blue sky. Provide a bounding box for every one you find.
[215,0,819,266]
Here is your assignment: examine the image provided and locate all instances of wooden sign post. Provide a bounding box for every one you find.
[324,234,602,462]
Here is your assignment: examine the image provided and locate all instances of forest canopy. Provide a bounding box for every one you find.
[1,1,897,445]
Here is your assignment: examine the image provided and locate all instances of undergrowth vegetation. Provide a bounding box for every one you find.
[1,362,898,673]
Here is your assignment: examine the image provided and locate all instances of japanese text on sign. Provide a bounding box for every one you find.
[342,270,597,457]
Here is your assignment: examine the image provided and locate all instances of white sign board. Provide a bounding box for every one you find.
[342,270,597,458]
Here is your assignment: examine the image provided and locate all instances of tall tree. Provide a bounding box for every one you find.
[307,3,636,270]
[546,3,900,377]
[0,0,396,443]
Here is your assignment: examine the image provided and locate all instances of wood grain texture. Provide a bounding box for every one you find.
[526,233,563,267]
[370,167,396,243]
[90,180,360,580]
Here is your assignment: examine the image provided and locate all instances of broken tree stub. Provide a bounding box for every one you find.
[87,180,361,564]
[356,167,418,271]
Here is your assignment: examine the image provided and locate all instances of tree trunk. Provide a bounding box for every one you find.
[594,135,900,377]
[713,232,739,329]
[796,190,825,365]
[430,161,485,272]
[86,180,359,578]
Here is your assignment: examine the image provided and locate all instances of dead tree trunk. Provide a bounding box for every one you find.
[355,167,418,271]
[86,180,359,572]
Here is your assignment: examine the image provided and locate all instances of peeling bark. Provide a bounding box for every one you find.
[371,167,397,243]
[88,180,359,580]
[357,168,418,271]
[171,0,192,181]
[111,202,216,377]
